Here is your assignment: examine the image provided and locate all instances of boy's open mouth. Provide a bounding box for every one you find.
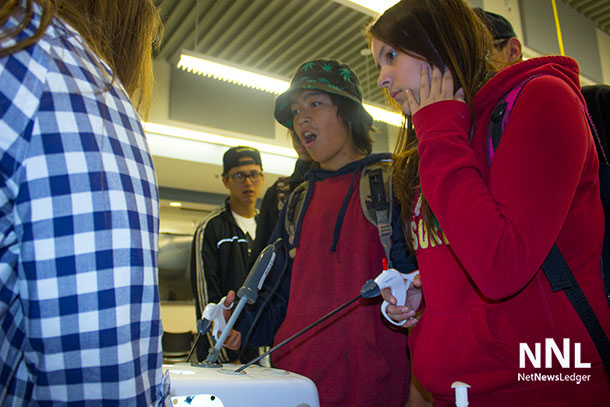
[302,131,317,144]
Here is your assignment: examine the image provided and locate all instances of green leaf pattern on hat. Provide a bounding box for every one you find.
[301,62,315,72]
[274,59,373,129]
[339,67,353,82]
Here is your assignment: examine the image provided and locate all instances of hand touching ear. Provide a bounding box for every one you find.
[404,64,465,116]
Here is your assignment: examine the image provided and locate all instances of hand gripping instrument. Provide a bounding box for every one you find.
[197,296,233,343]
[360,267,420,326]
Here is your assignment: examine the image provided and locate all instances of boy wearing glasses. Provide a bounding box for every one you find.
[190,146,265,363]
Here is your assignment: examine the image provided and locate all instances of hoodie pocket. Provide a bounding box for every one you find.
[411,307,517,396]
[471,306,515,366]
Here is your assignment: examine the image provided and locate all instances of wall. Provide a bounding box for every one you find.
[599,29,610,84]
[483,0,610,83]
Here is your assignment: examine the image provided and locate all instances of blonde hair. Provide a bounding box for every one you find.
[0,0,162,118]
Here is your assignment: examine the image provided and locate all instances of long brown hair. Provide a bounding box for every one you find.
[367,0,495,249]
[0,0,162,119]
[329,94,374,156]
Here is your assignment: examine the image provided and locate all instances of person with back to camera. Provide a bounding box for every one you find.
[475,7,610,301]
[475,5,610,163]
[367,0,610,405]
[0,0,169,405]
[223,58,419,406]
[472,8,523,70]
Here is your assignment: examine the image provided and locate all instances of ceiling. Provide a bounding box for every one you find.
[155,0,385,105]
[564,0,610,35]
[155,0,610,108]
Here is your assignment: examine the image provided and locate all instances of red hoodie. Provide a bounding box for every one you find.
[410,56,610,406]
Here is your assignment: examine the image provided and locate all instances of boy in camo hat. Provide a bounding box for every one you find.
[230,59,418,406]
[274,59,374,169]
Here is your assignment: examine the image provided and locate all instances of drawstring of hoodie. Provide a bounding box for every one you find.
[290,153,391,252]
[330,168,361,252]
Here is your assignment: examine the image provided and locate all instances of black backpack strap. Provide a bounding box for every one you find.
[584,113,610,307]
[489,102,508,153]
[543,244,610,378]
[486,76,540,165]
[599,161,610,305]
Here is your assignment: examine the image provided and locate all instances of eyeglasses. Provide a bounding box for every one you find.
[228,170,263,183]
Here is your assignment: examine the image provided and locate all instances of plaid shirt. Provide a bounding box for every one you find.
[0,6,168,406]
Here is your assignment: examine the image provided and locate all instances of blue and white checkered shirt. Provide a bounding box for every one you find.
[0,5,168,406]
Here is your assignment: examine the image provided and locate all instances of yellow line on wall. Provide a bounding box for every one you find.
[551,0,565,56]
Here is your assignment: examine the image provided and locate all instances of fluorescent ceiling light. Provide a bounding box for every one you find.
[363,104,404,127]
[143,122,297,158]
[178,52,289,94]
[143,122,297,176]
[177,51,403,127]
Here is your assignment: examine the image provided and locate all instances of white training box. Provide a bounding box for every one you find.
[165,363,320,407]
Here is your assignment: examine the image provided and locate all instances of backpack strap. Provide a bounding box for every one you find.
[584,112,610,306]
[284,180,309,257]
[285,160,395,264]
[599,160,610,304]
[543,244,610,379]
[360,160,393,267]
[486,76,540,165]
[488,76,610,380]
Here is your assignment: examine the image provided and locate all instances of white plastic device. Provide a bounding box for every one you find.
[165,363,319,407]
[375,268,419,326]
[201,296,232,342]
[451,381,471,407]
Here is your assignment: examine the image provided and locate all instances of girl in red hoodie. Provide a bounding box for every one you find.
[367,0,610,406]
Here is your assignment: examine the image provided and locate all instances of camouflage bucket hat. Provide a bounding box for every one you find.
[274,59,374,129]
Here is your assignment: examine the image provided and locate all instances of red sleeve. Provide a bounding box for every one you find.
[414,77,590,299]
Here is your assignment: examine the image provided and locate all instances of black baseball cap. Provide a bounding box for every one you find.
[474,8,517,41]
[222,146,262,175]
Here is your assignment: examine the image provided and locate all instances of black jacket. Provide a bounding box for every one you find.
[582,84,610,163]
[190,198,254,313]
[189,198,258,362]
